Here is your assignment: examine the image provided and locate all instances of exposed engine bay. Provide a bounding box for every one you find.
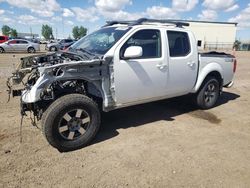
[7,52,115,120]
[10,52,84,85]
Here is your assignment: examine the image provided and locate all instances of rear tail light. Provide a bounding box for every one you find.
[233,59,237,73]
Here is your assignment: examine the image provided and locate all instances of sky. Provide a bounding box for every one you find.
[0,0,249,40]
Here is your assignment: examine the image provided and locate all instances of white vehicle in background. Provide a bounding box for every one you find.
[0,39,40,53]
[8,18,236,151]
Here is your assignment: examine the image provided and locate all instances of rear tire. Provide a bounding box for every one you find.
[27,47,35,53]
[42,94,101,152]
[0,47,5,53]
[195,76,220,109]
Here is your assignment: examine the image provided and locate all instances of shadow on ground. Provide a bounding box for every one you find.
[92,91,240,145]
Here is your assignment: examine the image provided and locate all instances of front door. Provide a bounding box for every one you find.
[113,29,168,105]
[5,40,17,52]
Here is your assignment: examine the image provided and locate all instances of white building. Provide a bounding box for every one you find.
[182,20,237,51]
[0,31,39,39]
[17,32,39,39]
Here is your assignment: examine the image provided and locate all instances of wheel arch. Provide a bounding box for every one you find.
[192,62,223,93]
[0,46,5,52]
[24,78,105,120]
[51,78,105,109]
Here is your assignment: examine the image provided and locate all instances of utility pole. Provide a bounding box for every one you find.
[55,28,58,40]
[30,26,33,38]
[62,20,65,39]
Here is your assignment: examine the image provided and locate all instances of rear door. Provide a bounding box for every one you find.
[5,40,17,52]
[113,29,168,105]
[165,30,198,95]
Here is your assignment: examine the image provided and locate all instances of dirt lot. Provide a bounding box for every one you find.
[0,51,249,188]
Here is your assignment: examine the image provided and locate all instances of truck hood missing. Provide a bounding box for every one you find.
[7,52,113,108]
[11,52,91,84]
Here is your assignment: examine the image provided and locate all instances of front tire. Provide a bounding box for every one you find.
[42,94,101,152]
[195,76,220,109]
[0,47,5,53]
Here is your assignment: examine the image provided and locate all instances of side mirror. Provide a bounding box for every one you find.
[123,46,142,59]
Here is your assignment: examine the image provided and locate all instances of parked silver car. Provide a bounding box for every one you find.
[0,39,40,53]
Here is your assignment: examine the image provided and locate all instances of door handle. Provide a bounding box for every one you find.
[187,61,195,67]
[156,64,167,70]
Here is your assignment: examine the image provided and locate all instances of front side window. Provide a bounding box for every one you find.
[167,31,190,57]
[121,29,161,59]
[9,40,17,44]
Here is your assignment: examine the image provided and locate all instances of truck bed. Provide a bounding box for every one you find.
[199,51,235,86]
[200,51,235,58]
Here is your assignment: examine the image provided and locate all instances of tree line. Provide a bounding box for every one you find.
[1,24,87,40]
[41,25,87,40]
[1,25,17,37]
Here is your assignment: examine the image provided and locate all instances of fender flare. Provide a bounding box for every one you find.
[192,62,223,93]
[27,45,35,51]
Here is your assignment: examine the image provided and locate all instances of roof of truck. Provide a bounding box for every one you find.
[177,20,237,26]
[103,18,238,28]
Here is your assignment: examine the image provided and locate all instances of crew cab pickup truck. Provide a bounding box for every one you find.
[8,18,236,151]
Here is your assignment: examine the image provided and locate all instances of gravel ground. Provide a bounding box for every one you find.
[0,51,249,188]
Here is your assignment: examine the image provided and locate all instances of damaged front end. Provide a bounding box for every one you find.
[7,52,115,120]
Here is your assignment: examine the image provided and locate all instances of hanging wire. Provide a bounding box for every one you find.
[6,76,13,103]
[30,111,40,130]
[20,115,24,143]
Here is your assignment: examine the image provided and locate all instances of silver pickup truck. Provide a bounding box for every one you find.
[8,18,236,151]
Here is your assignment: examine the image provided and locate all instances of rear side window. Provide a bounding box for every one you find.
[121,29,161,59]
[0,36,5,40]
[167,31,190,57]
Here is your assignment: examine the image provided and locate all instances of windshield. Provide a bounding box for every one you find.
[70,26,131,56]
